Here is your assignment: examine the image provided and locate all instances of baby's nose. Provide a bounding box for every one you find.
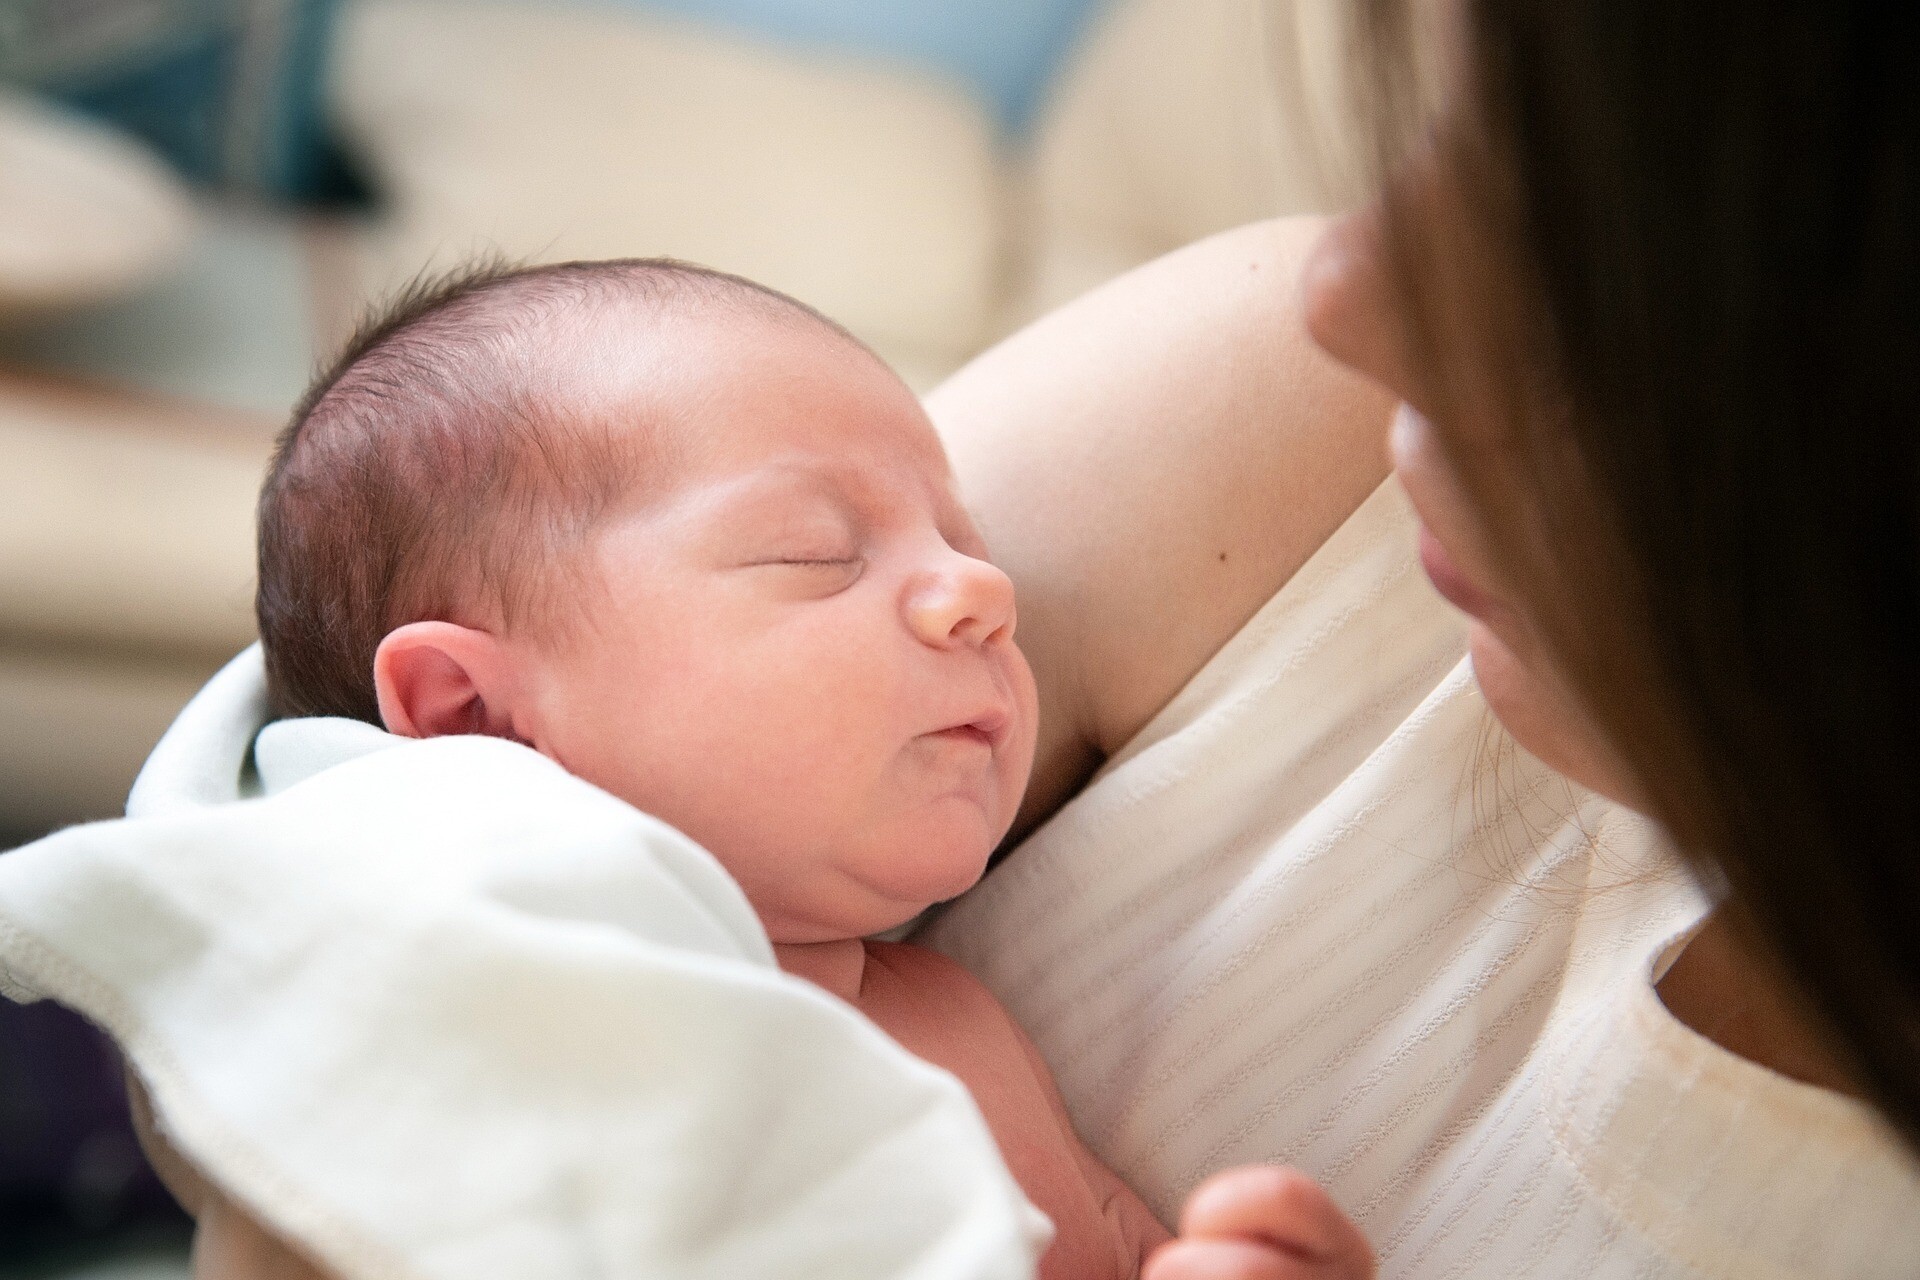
[906,553,1016,650]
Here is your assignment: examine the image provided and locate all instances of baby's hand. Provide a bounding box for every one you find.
[1142,1166,1375,1280]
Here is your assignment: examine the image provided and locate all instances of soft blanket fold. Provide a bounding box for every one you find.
[0,646,1045,1280]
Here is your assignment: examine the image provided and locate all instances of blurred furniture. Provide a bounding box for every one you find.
[0,93,195,315]
[0,0,1363,834]
[1008,0,1363,322]
[0,0,341,202]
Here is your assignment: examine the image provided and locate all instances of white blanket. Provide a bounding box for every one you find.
[0,647,1048,1280]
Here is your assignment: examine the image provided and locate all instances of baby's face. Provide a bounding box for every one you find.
[518,309,1037,942]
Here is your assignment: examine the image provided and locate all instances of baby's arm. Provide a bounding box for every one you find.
[1004,1015,1174,1274]
[1145,1167,1375,1280]
[855,942,1171,1279]
[1069,1119,1177,1276]
[1001,1006,1373,1280]
[127,1070,334,1280]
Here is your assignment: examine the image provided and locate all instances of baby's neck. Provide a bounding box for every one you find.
[772,937,870,1003]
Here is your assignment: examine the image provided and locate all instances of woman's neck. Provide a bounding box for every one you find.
[1656,912,1859,1098]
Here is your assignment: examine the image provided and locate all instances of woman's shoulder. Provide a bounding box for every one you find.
[931,217,1396,840]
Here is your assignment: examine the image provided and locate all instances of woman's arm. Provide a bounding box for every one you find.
[931,217,1394,839]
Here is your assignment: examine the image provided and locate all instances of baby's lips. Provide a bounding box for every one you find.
[926,704,1010,751]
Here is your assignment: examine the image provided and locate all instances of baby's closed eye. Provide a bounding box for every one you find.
[738,514,860,570]
[746,554,865,594]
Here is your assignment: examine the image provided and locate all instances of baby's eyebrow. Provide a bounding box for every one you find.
[699,467,864,533]
[704,453,951,537]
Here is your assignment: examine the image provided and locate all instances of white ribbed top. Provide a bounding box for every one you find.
[922,478,1920,1278]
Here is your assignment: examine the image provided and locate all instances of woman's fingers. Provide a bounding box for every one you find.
[1177,1166,1375,1276]
[1143,1237,1333,1280]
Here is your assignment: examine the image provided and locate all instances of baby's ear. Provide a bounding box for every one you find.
[373,621,526,741]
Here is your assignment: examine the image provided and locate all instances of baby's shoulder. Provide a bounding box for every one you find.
[860,939,993,996]
[856,941,1021,1040]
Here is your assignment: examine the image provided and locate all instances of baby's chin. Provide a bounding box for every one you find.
[773,835,994,943]
[884,822,998,905]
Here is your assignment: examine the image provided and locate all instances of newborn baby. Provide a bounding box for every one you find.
[241,258,1370,1280]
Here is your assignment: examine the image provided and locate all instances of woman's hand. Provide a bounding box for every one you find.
[1143,1166,1375,1280]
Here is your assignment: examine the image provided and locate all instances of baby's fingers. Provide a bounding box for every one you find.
[1178,1166,1374,1277]
[1142,1237,1333,1280]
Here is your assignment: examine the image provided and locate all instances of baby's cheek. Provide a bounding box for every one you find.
[1001,665,1042,812]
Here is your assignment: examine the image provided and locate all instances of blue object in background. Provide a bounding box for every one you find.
[603,0,1111,131]
[0,0,1107,196]
[0,0,344,202]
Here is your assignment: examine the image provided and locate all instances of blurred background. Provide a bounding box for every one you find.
[0,0,1364,1272]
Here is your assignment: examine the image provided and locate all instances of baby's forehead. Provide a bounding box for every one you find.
[562,284,852,374]
[559,300,949,495]
[557,293,865,413]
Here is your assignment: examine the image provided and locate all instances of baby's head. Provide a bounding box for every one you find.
[258,259,1037,941]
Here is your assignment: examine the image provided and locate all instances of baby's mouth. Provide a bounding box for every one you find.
[926,707,1008,752]
[928,724,995,750]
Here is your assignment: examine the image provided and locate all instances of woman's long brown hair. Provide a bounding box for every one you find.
[1354,0,1920,1148]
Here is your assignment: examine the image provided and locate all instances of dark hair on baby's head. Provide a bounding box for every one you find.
[257,256,854,724]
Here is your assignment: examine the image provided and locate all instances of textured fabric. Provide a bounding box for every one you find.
[921,477,1920,1278]
[0,648,1048,1280]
